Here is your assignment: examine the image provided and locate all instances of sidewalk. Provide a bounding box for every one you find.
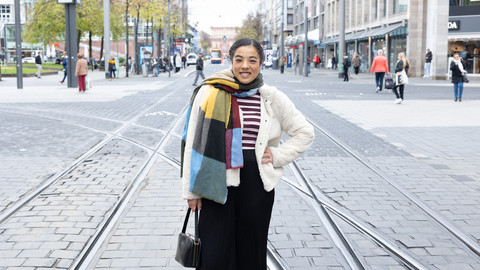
[0,67,196,103]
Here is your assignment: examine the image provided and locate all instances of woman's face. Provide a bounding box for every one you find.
[232,45,261,84]
[454,54,459,60]
[398,54,401,60]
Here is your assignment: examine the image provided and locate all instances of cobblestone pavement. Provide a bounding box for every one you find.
[1,64,480,269]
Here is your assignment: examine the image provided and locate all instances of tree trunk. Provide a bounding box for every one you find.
[89,31,93,60]
[100,36,104,65]
[134,11,140,74]
[77,30,81,54]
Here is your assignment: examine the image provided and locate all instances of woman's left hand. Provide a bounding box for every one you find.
[262,147,274,164]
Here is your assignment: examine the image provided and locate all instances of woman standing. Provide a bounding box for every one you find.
[450,53,466,102]
[370,50,389,93]
[393,52,409,104]
[108,55,116,80]
[74,53,88,93]
[181,38,315,269]
[352,53,361,75]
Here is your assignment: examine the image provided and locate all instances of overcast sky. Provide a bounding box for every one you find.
[188,0,258,34]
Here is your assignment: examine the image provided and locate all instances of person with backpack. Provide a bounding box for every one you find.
[352,53,361,75]
[342,54,351,82]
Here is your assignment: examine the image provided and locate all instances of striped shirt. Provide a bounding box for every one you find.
[237,92,261,149]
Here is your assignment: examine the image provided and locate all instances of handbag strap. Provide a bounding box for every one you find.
[181,208,200,242]
[181,208,191,234]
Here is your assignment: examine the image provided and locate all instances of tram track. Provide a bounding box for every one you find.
[306,118,480,258]
[0,91,181,224]
[269,116,480,269]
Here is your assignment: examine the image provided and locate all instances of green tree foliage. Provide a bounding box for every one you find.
[24,0,65,45]
[235,12,263,41]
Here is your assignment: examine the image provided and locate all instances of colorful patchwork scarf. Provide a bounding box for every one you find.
[181,69,263,204]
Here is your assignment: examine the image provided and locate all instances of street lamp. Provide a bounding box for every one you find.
[58,0,80,87]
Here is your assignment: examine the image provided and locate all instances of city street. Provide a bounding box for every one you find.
[1,63,480,269]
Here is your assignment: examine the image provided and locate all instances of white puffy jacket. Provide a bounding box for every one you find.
[182,83,315,200]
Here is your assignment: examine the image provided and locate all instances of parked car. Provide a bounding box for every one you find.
[22,57,36,64]
[186,54,197,66]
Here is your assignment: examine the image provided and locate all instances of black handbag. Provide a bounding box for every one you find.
[175,208,201,268]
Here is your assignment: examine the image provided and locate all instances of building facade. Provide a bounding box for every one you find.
[261,0,473,79]
[449,1,480,75]
[210,26,236,57]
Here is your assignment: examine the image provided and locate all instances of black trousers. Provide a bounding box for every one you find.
[343,67,349,81]
[393,84,405,99]
[197,150,275,270]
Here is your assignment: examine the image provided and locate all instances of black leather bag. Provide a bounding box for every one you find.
[175,208,201,268]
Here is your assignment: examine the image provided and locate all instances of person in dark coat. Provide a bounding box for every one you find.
[192,53,205,86]
[342,54,350,81]
[393,52,410,104]
[35,52,43,78]
[450,53,466,102]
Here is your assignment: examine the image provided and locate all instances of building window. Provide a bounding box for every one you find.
[393,0,408,13]
[314,17,319,28]
[287,0,293,9]
[287,14,294,24]
[0,4,11,21]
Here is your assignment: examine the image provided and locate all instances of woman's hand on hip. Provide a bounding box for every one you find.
[188,199,202,211]
[262,147,274,164]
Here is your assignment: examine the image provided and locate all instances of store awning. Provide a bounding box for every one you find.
[285,30,320,46]
[322,23,404,44]
[369,23,403,38]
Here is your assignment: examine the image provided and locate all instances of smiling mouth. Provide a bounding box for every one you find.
[239,72,251,77]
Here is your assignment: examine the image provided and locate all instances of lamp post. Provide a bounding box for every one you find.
[167,0,171,77]
[338,0,345,78]
[303,0,308,77]
[14,0,22,88]
[58,0,79,87]
[104,0,110,79]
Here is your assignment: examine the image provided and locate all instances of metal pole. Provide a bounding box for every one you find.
[280,0,285,59]
[303,1,308,77]
[14,0,22,89]
[125,0,129,77]
[338,0,345,78]
[65,3,78,88]
[104,0,110,79]
[167,0,171,78]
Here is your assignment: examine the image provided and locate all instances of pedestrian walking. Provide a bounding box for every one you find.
[59,51,67,84]
[352,53,361,75]
[342,54,350,82]
[294,54,299,75]
[108,55,116,80]
[450,53,466,102]
[35,52,42,79]
[182,54,187,69]
[278,55,285,74]
[307,56,311,73]
[392,52,410,104]
[152,58,159,77]
[424,49,432,78]
[75,52,88,92]
[192,53,205,86]
[370,49,389,93]
[313,53,320,69]
[331,55,337,69]
[175,53,182,73]
[90,57,97,71]
[181,38,314,270]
